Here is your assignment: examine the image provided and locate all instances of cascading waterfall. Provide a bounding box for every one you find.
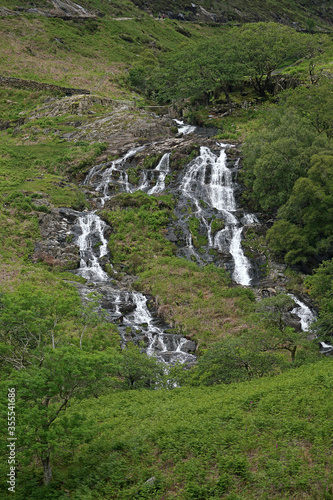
[75,212,110,282]
[86,146,145,206]
[72,148,195,364]
[84,148,171,203]
[289,294,317,332]
[146,153,170,194]
[174,119,196,135]
[179,145,253,286]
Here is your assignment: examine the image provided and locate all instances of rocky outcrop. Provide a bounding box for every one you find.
[0,0,98,19]
[31,208,81,269]
[49,0,93,18]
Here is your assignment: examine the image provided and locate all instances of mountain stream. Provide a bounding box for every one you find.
[72,138,315,362]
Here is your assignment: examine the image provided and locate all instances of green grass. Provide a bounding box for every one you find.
[11,359,332,499]
[100,191,176,274]
[0,13,218,98]
[136,256,255,344]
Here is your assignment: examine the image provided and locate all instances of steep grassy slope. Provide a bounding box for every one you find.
[5,360,332,499]
[0,4,332,499]
[0,14,218,97]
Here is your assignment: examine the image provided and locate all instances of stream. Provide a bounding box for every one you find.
[71,136,316,362]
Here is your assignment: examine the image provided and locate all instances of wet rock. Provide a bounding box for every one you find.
[283,312,302,332]
[119,302,137,314]
[180,340,196,353]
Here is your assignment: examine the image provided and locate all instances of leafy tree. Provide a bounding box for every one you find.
[0,284,81,369]
[2,347,120,485]
[242,107,318,212]
[131,23,319,105]
[118,343,165,389]
[267,154,333,264]
[283,80,333,139]
[229,22,316,96]
[196,294,313,385]
[306,258,333,340]
[196,336,282,385]
[254,294,306,363]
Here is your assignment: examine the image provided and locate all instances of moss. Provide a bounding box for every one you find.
[188,216,208,247]
[142,154,163,170]
[127,166,141,185]
[211,218,225,235]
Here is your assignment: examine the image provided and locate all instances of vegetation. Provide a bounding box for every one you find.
[0,0,333,498]
[130,23,323,104]
[1,361,332,498]
[240,80,333,267]
[101,191,176,273]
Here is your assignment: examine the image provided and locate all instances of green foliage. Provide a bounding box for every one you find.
[188,216,208,247]
[0,283,120,370]
[267,153,333,264]
[210,217,224,235]
[117,343,164,389]
[0,346,120,485]
[195,294,316,385]
[8,360,333,499]
[282,79,333,139]
[241,106,320,212]
[196,336,284,385]
[306,258,333,340]
[101,191,175,273]
[134,23,319,104]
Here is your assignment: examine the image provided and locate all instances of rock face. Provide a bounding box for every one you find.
[31,208,81,269]
[20,97,175,153]
[49,0,92,18]
[0,0,97,18]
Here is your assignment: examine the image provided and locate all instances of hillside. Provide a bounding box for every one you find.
[0,0,333,498]
[2,361,333,499]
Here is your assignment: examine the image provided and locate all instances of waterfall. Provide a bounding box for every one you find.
[179,145,253,286]
[74,148,196,362]
[147,153,170,194]
[78,284,197,365]
[75,212,110,282]
[84,146,145,206]
[83,147,171,203]
[174,119,196,135]
[289,294,317,332]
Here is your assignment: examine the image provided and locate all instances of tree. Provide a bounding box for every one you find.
[267,154,333,265]
[284,80,333,139]
[136,22,319,105]
[306,258,333,340]
[0,285,122,485]
[196,336,282,386]
[242,107,317,212]
[255,294,308,362]
[118,343,165,389]
[0,284,80,369]
[231,23,317,95]
[3,346,120,485]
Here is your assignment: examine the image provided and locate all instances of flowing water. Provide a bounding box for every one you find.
[289,294,317,332]
[73,149,195,364]
[178,145,254,285]
[73,137,317,360]
[84,146,145,206]
[174,119,197,135]
[75,212,110,281]
[83,143,255,285]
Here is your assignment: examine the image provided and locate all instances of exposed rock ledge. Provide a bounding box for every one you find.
[31,208,81,269]
[0,0,98,19]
